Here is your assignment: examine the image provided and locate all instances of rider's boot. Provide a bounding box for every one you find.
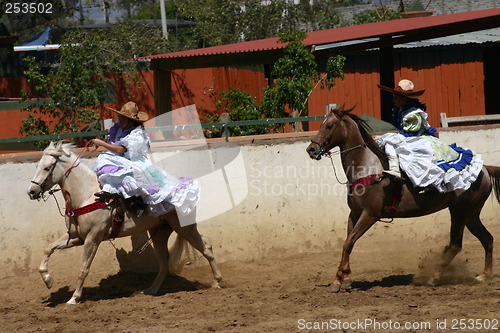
[383,155,404,181]
[125,196,146,217]
[95,191,120,200]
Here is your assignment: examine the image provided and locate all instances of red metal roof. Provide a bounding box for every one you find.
[137,8,500,60]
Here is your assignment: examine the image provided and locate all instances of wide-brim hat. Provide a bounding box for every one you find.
[108,101,149,123]
[377,79,425,99]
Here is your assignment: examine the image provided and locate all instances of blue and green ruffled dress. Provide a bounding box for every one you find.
[378,102,483,193]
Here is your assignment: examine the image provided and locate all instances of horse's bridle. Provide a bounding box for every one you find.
[310,115,340,157]
[30,156,60,194]
[311,139,376,157]
[310,140,329,157]
[311,116,377,157]
[311,112,379,157]
[31,142,90,195]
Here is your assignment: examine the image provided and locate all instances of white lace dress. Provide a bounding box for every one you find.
[93,125,199,217]
[378,108,483,193]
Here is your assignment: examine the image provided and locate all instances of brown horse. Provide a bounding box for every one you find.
[306,105,500,292]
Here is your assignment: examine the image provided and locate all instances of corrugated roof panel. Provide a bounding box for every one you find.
[395,27,500,48]
[136,8,500,60]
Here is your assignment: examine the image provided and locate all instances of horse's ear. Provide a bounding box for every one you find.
[54,140,64,151]
[51,140,68,156]
[332,103,346,117]
[54,140,73,157]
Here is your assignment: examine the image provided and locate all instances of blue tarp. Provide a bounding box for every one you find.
[18,27,51,47]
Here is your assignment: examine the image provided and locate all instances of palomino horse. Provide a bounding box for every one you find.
[27,141,222,306]
[306,105,500,292]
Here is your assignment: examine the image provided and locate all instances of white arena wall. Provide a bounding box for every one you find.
[1,126,500,283]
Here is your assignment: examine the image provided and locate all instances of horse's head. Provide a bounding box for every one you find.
[28,141,75,200]
[306,105,352,160]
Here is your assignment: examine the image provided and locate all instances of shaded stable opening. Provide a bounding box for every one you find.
[484,46,500,116]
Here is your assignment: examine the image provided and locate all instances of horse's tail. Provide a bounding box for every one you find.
[485,165,500,203]
[168,234,203,275]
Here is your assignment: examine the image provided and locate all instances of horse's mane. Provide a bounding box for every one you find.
[343,108,389,168]
[44,141,76,157]
[44,141,97,178]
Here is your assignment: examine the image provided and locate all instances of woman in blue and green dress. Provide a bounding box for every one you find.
[377,79,483,193]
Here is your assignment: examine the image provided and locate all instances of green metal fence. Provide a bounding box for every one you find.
[0,115,326,150]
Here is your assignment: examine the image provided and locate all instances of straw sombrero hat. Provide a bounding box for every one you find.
[108,101,149,123]
[377,79,425,99]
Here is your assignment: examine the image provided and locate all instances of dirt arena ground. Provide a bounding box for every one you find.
[1,241,500,333]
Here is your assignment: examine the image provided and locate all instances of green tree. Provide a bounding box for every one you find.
[173,0,346,47]
[351,2,403,25]
[310,0,346,30]
[20,21,172,146]
[238,0,288,41]
[215,87,269,136]
[174,0,242,48]
[215,30,345,135]
[260,31,345,131]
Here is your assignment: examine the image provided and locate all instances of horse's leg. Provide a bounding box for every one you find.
[466,211,494,281]
[428,206,470,286]
[39,233,84,289]
[169,213,222,288]
[66,237,102,306]
[347,211,360,234]
[143,223,174,295]
[332,212,378,292]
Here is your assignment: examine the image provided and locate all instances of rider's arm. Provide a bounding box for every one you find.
[92,138,127,154]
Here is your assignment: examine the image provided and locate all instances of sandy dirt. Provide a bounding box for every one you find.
[1,240,500,333]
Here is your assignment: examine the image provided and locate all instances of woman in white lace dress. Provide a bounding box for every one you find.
[92,101,199,217]
[377,79,483,193]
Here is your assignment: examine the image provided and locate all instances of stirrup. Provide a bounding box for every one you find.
[124,196,146,217]
[418,187,431,194]
[135,208,145,218]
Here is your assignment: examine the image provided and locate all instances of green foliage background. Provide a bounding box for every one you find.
[4,0,403,142]
[214,31,345,136]
[20,22,172,146]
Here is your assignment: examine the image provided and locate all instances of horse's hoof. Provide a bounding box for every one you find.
[65,299,77,308]
[142,288,157,296]
[427,277,437,286]
[341,279,353,291]
[42,274,53,289]
[331,283,341,293]
[331,279,352,293]
[476,274,491,283]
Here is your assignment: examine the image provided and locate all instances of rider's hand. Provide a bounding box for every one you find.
[92,139,105,147]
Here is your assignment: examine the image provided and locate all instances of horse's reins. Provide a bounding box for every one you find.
[311,138,378,185]
[32,141,157,251]
[310,138,377,157]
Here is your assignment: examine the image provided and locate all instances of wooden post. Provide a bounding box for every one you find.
[154,69,172,117]
[379,41,394,124]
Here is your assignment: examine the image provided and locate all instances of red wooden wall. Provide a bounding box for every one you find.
[308,47,486,130]
[0,45,488,140]
[170,66,268,118]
